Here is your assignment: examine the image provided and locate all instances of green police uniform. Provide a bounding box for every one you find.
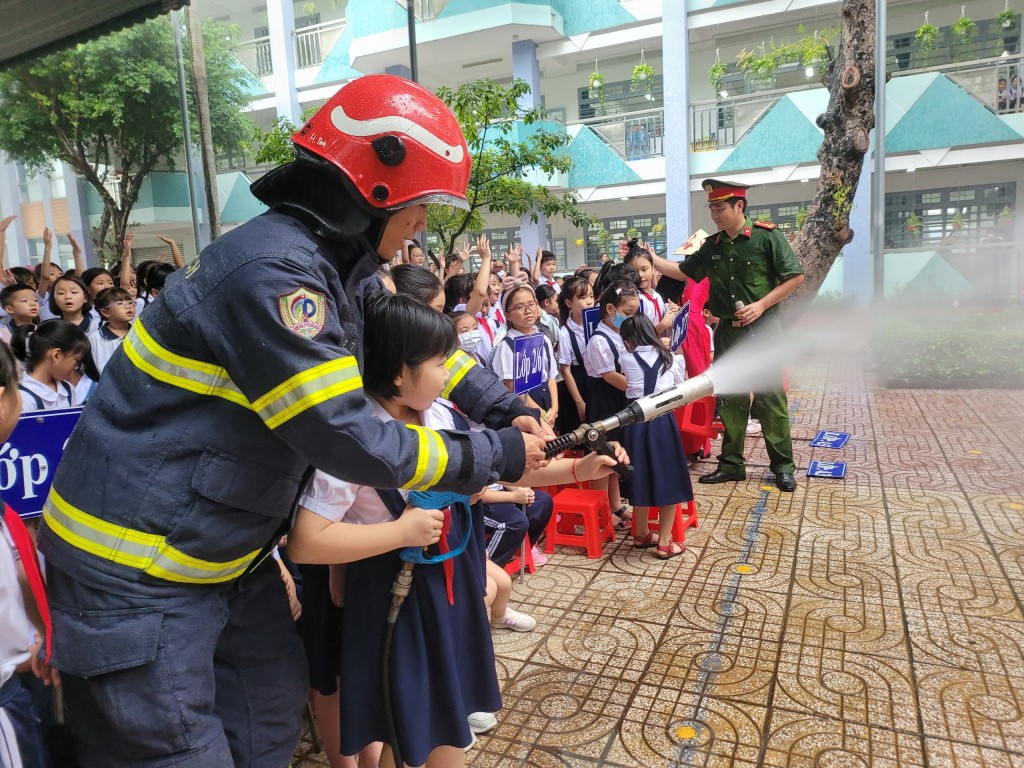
[679,215,803,476]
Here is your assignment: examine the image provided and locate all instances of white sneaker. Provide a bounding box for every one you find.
[746,419,762,435]
[490,607,537,632]
[468,711,497,734]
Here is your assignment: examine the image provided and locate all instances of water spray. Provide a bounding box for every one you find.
[543,373,716,471]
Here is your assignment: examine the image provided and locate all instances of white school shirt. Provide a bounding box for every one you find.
[638,290,667,324]
[299,400,461,525]
[557,318,587,367]
[490,327,557,385]
[0,523,35,688]
[620,345,687,399]
[584,324,628,378]
[18,374,75,412]
[89,322,129,374]
[535,276,561,295]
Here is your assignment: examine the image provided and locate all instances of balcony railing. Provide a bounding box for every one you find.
[234,18,346,78]
[689,50,1024,152]
[569,108,666,160]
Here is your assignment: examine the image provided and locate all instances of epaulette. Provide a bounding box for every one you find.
[754,221,777,230]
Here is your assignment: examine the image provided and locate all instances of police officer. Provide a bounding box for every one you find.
[652,179,804,492]
[38,76,551,767]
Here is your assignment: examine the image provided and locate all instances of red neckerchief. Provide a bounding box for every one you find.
[476,313,495,343]
[494,308,504,326]
[439,508,454,605]
[641,291,662,321]
[4,504,51,662]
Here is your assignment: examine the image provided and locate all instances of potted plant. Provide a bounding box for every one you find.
[631,62,655,93]
[952,11,976,59]
[625,227,641,241]
[906,212,923,242]
[756,212,773,224]
[588,70,605,101]
[708,61,728,97]
[594,227,611,250]
[997,7,1016,29]
[301,1,317,18]
[951,210,965,231]
[651,222,666,237]
[737,46,778,90]
[915,19,940,58]
[795,206,809,229]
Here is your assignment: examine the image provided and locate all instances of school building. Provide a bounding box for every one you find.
[1,0,1022,304]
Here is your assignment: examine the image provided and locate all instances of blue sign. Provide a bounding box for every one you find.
[807,461,847,479]
[582,307,602,344]
[670,300,691,351]
[809,430,851,449]
[513,333,547,396]
[3,407,83,519]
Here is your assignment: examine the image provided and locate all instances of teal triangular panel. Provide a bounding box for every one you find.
[568,127,642,187]
[717,96,822,172]
[315,24,363,84]
[884,73,934,133]
[219,173,268,225]
[887,74,1021,151]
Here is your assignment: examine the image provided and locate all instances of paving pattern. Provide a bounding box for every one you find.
[294,357,1024,767]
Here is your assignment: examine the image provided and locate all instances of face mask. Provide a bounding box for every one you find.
[458,330,482,352]
[611,311,628,329]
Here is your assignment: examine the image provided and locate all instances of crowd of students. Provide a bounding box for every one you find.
[0,218,716,767]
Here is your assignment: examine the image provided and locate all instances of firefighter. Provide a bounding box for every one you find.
[38,75,549,768]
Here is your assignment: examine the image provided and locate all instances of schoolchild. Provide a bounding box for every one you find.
[0,340,57,768]
[47,275,94,333]
[534,283,561,352]
[623,244,680,335]
[80,267,116,324]
[12,320,98,412]
[490,284,558,429]
[474,271,504,363]
[31,228,62,322]
[451,311,486,366]
[618,315,693,559]
[140,262,176,310]
[593,260,640,300]
[534,250,560,294]
[287,293,624,768]
[88,287,136,374]
[584,280,641,525]
[481,483,553,570]
[0,284,40,333]
[443,273,474,314]
[391,264,446,312]
[555,275,594,435]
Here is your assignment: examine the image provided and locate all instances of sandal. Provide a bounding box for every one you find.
[612,505,632,529]
[656,542,685,560]
[633,532,657,549]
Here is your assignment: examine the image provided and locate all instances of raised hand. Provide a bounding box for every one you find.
[476,234,491,261]
[0,215,16,232]
[507,243,522,264]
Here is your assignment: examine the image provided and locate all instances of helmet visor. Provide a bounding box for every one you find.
[395,192,470,211]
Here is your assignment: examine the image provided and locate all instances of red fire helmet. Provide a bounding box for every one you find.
[292,74,471,211]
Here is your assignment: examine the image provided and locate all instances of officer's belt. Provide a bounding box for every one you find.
[43,488,260,584]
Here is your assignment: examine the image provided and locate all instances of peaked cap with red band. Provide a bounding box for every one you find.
[702,178,751,205]
[293,74,472,211]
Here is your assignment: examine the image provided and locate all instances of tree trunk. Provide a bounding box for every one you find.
[187,4,221,240]
[788,0,876,307]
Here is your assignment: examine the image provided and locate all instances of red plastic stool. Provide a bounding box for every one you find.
[676,396,720,441]
[503,533,536,577]
[630,501,700,545]
[545,489,615,558]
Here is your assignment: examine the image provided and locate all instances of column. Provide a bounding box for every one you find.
[843,158,873,307]
[512,40,549,259]
[662,0,691,257]
[61,164,97,267]
[0,156,27,267]
[267,0,302,124]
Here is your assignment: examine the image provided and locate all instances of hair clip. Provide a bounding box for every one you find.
[615,287,622,295]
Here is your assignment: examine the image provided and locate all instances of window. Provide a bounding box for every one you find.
[885,182,1016,247]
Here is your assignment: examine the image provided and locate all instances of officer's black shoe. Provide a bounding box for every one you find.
[699,469,746,484]
[775,473,797,492]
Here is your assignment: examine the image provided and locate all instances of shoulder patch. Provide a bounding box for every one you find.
[278,287,327,339]
[754,221,777,230]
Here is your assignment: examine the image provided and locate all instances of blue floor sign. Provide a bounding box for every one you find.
[809,430,850,449]
[807,461,847,479]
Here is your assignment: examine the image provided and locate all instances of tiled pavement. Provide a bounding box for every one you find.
[294,357,1024,767]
